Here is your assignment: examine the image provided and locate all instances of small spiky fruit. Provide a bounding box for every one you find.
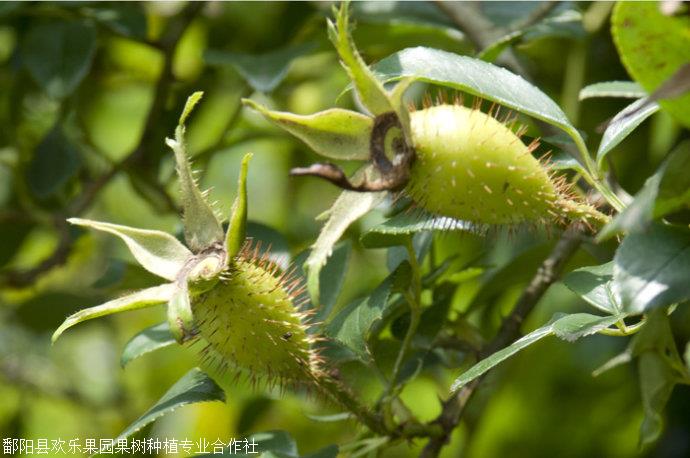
[193,251,320,383]
[405,104,604,226]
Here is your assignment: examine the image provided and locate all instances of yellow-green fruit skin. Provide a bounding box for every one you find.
[406,104,560,225]
[193,258,316,381]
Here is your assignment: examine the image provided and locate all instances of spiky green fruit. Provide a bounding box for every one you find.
[405,104,604,226]
[193,254,320,382]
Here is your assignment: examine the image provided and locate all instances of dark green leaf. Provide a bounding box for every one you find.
[563,262,621,314]
[315,241,351,322]
[579,81,646,100]
[22,20,97,98]
[206,43,316,93]
[451,313,621,392]
[120,322,175,368]
[327,262,411,362]
[116,368,225,442]
[86,3,147,39]
[26,126,81,199]
[599,141,690,240]
[631,310,690,448]
[302,444,339,458]
[596,97,660,167]
[613,224,690,314]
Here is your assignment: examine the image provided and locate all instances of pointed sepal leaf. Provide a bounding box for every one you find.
[120,322,176,368]
[68,218,190,281]
[225,153,252,260]
[305,176,385,305]
[52,283,176,343]
[328,1,394,115]
[167,281,196,343]
[243,99,372,161]
[167,92,224,252]
[113,368,225,443]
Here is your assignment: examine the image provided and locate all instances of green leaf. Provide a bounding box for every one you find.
[26,126,81,199]
[371,46,587,162]
[305,183,385,306]
[361,210,473,248]
[598,141,690,240]
[86,3,147,40]
[563,262,621,315]
[305,412,354,423]
[68,218,191,281]
[596,97,659,167]
[242,99,372,161]
[579,81,646,100]
[328,1,394,115]
[656,140,690,216]
[612,1,690,128]
[167,281,195,343]
[115,368,225,442]
[120,322,175,367]
[450,313,621,392]
[226,153,252,259]
[206,42,316,93]
[613,223,690,314]
[167,93,224,253]
[315,241,351,322]
[327,262,411,362]
[22,19,97,98]
[52,283,176,343]
[631,309,689,448]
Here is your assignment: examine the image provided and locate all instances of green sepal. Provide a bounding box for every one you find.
[327,1,394,116]
[166,91,224,253]
[68,218,191,281]
[225,153,252,260]
[242,99,372,161]
[167,280,196,343]
[52,283,176,343]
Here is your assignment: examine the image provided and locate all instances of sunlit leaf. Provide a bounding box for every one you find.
[612,1,690,128]
[613,223,690,314]
[120,322,175,368]
[52,283,176,343]
[361,210,473,248]
[563,262,621,315]
[596,97,659,167]
[68,218,191,281]
[371,46,587,163]
[243,99,372,161]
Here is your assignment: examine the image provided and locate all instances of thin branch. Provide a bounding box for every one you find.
[420,223,585,458]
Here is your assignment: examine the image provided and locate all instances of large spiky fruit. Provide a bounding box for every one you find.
[193,250,320,383]
[405,104,604,226]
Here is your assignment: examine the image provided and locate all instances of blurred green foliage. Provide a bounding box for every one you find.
[0,2,689,457]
